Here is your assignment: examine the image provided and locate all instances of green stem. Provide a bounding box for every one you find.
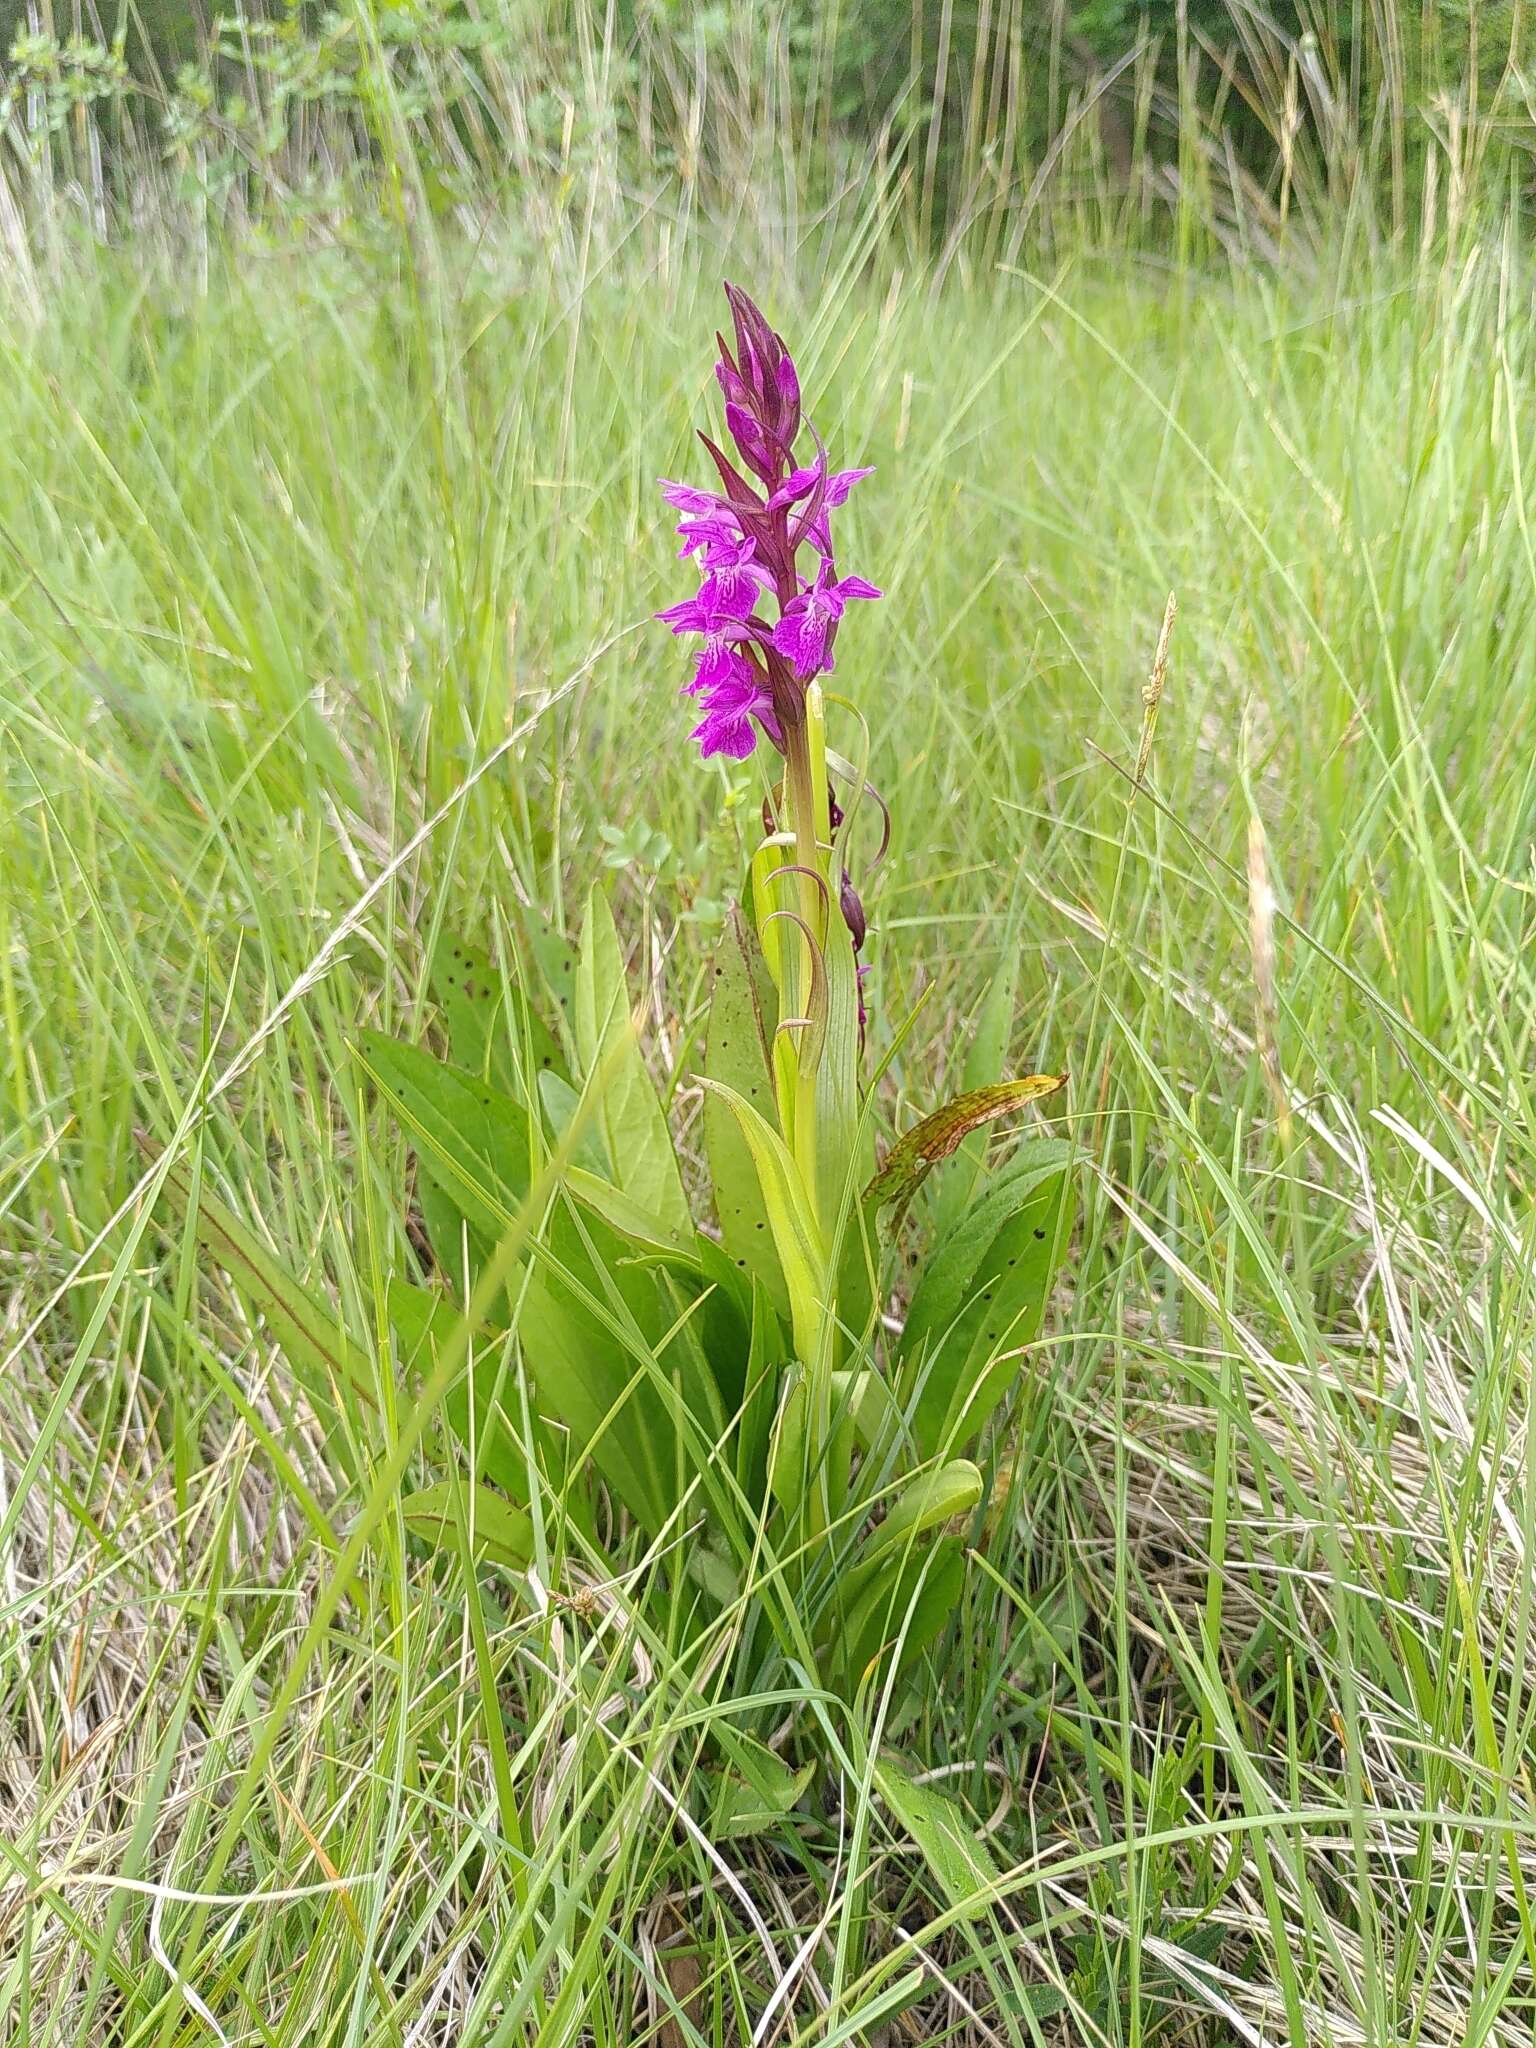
[781,689,838,1535]
[783,698,829,1217]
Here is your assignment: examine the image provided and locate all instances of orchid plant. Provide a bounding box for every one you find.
[161,285,1074,1817]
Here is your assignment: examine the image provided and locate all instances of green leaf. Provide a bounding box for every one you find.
[831,1465,980,1689]
[430,932,569,1092]
[155,1155,375,1409]
[735,1277,784,1503]
[691,1233,756,1419]
[517,1200,701,1535]
[710,1737,815,1840]
[899,1143,1074,1460]
[865,1074,1066,1215]
[512,898,581,1065]
[387,1278,527,1502]
[703,908,789,1318]
[697,1076,825,1366]
[842,1533,966,1690]
[573,888,692,1245]
[830,1367,900,1454]
[888,1535,967,1678]
[357,1032,532,1240]
[401,1479,532,1570]
[563,1166,697,1255]
[766,1362,809,1520]
[537,1070,608,1175]
[812,870,866,1232]
[857,1458,982,1572]
[873,1754,1001,1920]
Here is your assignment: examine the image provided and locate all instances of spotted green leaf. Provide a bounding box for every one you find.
[431,932,568,1092]
[873,1754,1001,1921]
[574,888,691,1246]
[702,908,788,1317]
[401,1479,532,1570]
[898,1141,1073,1459]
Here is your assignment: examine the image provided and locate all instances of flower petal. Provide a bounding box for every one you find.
[825,465,873,507]
[771,604,830,678]
[693,707,759,760]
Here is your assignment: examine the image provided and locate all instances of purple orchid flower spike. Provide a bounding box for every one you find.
[655,282,880,765]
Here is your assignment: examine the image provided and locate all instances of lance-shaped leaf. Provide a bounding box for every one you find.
[511,898,582,1066]
[898,1140,1073,1460]
[430,932,569,1092]
[573,888,692,1246]
[387,1278,527,1502]
[850,1458,982,1582]
[812,873,867,1244]
[873,1753,1001,1921]
[697,1076,825,1365]
[709,1730,816,1841]
[864,1074,1066,1217]
[516,1214,680,1535]
[702,908,789,1317]
[356,1032,532,1240]
[401,1479,532,1571]
[842,1533,966,1694]
[155,1154,375,1409]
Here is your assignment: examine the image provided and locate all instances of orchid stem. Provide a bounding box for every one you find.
[783,689,838,1534]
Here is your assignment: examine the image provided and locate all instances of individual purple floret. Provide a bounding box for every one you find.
[655,283,880,763]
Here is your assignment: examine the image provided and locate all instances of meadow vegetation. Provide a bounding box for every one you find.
[5,5,1536,2043]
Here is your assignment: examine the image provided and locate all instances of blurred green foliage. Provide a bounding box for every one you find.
[2,0,1526,226]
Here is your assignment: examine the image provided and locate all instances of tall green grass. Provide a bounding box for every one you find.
[6,10,1536,2041]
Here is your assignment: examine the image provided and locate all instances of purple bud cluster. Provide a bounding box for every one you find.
[656,283,880,762]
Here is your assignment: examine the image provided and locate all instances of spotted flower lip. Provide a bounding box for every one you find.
[682,635,755,698]
[655,283,881,764]
[772,559,883,678]
[692,670,782,759]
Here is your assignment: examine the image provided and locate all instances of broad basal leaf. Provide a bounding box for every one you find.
[401,1479,532,1570]
[898,1142,1073,1460]
[512,898,581,1066]
[702,908,789,1317]
[841,1533,966,1693]
[573,888,691,1246]
[387,1278,527,1502]
[431,932,569,1093]
[356,1032,532,1241]
[709,1731,815,1841]
[517,1199,718,1536]
[854,1458,982,1577]
[697,1076,825,1367]
[831,1462,980,1687]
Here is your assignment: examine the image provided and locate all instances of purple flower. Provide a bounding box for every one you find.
[696,537,769,620]
[723,402,777,484]
[767,462,873,513]
[657,283,880,759]
[684,637,755,697]
[677,509,744,563]
[771,558,882,678]
[691,669,780,760]
[661,479,728,514]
